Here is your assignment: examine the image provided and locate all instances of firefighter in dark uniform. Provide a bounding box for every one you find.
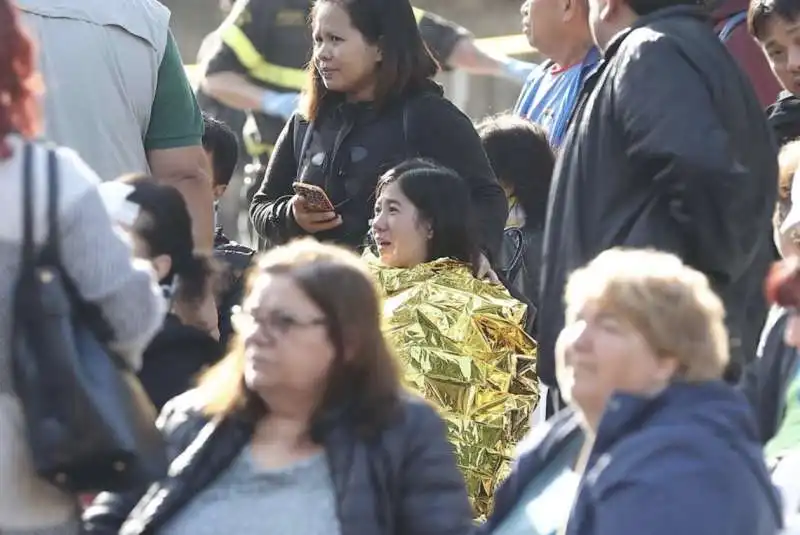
[199,0,535,245]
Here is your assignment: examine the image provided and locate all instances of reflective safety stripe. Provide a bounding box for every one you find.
[413,7,425,22]
[243,135,275,157]
[221,24,306,90]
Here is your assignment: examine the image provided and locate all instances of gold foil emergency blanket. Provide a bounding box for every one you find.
[365,254,539,516]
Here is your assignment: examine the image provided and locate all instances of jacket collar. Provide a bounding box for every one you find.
[589,381,735,455]
[122,401,359,535]
[485,409,585,530]
[604,5,709,60]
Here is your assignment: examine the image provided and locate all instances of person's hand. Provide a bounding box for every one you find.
[501,57,537,85]
[290,195,343,234]
[476,252,500,283]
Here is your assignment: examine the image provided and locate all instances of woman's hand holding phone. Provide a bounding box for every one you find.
[290,195,342,233]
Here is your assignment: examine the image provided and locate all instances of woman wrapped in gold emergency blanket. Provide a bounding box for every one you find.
[366,160,538,515]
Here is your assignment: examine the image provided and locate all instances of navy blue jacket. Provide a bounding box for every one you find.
[480,409,584,533]
[566,382,782,535]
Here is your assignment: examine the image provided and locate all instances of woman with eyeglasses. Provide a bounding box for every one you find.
[83,238,472,535]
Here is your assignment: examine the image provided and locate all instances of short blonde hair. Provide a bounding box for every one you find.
[564,248,729,382]
[776,140,800,230]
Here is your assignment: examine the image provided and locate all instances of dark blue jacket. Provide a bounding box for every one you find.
[480,408,584,534]
[566,382,782,535]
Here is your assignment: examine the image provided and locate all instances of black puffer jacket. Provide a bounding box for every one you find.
[82,392,473,535]
[138,315,223,411]
[539,6,778,387]
[250,82,507,260]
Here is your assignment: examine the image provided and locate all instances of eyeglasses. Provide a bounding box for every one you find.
[231,306,327,336]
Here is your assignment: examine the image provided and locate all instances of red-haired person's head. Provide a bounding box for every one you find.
[0,0,40,159]
[765,256,800,347]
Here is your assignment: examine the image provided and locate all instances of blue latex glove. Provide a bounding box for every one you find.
[501,57,537,85]
[261,90,300,120]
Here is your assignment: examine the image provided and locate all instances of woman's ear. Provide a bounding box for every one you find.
[654,355,680,385]
[151,254,173,282]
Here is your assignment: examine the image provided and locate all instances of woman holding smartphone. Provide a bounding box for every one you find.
[249,0,507,264]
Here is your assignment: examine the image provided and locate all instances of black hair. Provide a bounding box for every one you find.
[301,0,439,121]
[202,112,239,187]
[375,158,479,267]
[748,0,800,41]
[626,0,705,16]
[476,114,555,230]
[120,174,217,306]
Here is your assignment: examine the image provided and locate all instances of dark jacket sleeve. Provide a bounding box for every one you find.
[740,308,794,444]
[249,114,305,245]
[614,37,771,286]
[82,394,206,534]
[408,95,507,262]
[397,398,473,535]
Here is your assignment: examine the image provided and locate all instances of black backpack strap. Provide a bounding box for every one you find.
[718,11,747,42]
[293,115,315,179]
[41,147,60,265]
[21,143,36,275]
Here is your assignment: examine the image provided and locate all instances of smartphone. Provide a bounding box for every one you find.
[292,182,335,213]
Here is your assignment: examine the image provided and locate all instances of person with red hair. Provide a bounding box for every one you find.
[746,258,800,531]
[0,1,166,533]
[0,0,38,155]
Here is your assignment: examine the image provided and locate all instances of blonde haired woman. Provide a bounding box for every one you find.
[482,248,781,535]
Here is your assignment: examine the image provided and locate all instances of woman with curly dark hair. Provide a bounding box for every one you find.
[0,1,166,532]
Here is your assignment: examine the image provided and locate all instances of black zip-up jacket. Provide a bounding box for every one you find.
[538,6,778,387]
[249,82,507,260]
[138,314,223,411]
[82,392,473,535]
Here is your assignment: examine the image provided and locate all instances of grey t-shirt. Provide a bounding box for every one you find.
[160,448,341,535]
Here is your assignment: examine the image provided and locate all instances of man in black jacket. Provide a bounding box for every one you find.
[538,0,778,407]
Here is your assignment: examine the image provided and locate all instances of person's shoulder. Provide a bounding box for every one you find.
[405,86,457,116]
[515,408,582,459]
[390,391,448,437]
[599,416,735,489]
[402,85,473,134]
[157,389,209,436]
[12,137,103,205]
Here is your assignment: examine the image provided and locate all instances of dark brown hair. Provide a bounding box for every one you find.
[0,0,40,158]
[197,238,402,436]
[300,0,438,121]
[748,0,800,41]
[476,114,555,230]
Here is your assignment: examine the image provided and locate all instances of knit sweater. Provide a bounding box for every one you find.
[0,136,166,534]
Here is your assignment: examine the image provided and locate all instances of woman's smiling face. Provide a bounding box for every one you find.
[371,181,431,268]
